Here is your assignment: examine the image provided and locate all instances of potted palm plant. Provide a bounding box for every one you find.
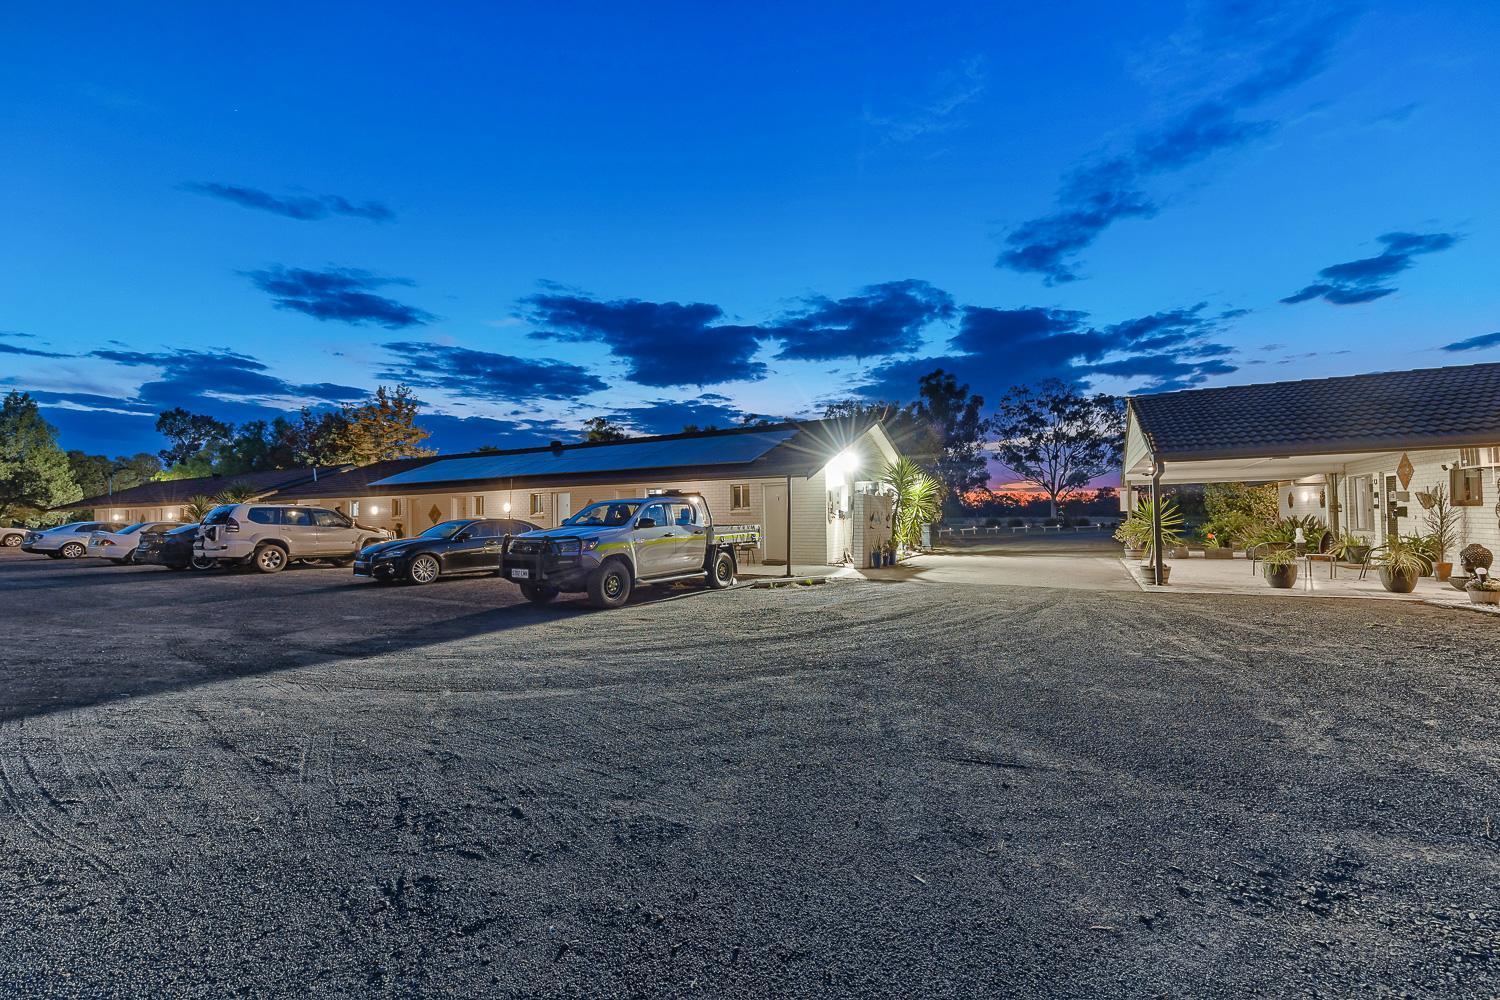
[1421,484,1458,581]
[1369,533,1434,594]
[1261,546,1299,588]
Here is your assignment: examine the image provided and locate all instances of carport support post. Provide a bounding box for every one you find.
[784,474,793,578]
[1150,460,1166,586]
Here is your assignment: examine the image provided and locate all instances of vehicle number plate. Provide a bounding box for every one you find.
[510,568,530,579]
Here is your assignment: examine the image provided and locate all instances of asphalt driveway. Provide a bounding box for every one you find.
[0,548,1497,997]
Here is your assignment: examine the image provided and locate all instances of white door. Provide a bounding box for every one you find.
[553,492,571,527]
[763,483,788,564]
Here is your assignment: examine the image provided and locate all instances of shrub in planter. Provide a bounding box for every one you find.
[1465,578,1500,604]
[1200,530,1235,558]
[1370,533,1433,594]
[1007,517,1025,528]
[1261,547,1299,589]
[1329,530,1370,567]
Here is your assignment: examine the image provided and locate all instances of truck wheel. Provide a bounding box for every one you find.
[253,544,288,574]
[520,583,559,604]
[60,542,86,559]
[587,562,632,609]
[407,554,440,585]
[708,550,736,589]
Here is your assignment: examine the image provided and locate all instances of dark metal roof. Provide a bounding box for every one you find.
[267,457,435,500]
[1130,362,1500,462]
[57,466,336,511]
[363,418,879,494]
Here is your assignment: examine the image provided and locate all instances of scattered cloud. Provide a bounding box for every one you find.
[997,7,1357,283]
[380,342,608,402]
[415,413,578,454]
[245,266,435,328]
[181,182,394,222]
[526,291,768,386]
[864,56,986,147]
[1281,231,1458,305]
[609,394,760,435]
[0,341,71,359]
[88,347,366,409]
[770,280,955,361]
[1441,331,1500,353]
[859,301,1238,400]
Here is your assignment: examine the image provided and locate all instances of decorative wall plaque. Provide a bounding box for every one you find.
[1397,452,1415,489]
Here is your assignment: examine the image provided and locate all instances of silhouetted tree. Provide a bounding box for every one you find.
[990,380,1124,518]
[581,416,628,442]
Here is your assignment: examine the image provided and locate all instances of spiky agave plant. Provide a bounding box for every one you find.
[183,494,217,522]
[881,457,941,551]
[213,482,260,504]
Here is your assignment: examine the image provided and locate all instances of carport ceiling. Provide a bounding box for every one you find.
[1124,451,1388,485]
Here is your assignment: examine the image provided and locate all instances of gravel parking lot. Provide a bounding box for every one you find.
[1,548,1497,997]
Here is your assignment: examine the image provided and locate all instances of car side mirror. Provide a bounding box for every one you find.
[637,517,657,529]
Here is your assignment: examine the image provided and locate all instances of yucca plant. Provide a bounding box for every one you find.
[183,494,217,522]
[213,482,259,504]
[1114,498,1183,558]
[881,457,941,551]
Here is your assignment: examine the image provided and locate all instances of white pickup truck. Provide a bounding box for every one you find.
[499,491,761,609]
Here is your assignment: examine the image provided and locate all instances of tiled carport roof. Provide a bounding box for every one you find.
[56,465,336,512]
[1129,362,1500,462]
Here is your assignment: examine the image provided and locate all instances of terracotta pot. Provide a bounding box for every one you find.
[1468,589,1500,605]
[1263,563,1298,589]
[1203,546,1234,560]
[1379,567,1419,594]
[1137,563,1171,584]
[1435,562,1453,582]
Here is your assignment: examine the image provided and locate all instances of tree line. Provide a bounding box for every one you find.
[2,371,1126,527]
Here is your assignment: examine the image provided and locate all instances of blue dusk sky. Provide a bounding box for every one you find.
[2,1,1497,462]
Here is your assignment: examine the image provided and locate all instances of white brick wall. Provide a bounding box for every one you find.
[1275,446,1500,560]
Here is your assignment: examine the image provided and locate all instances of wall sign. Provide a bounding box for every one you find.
[1397,453,1415,489]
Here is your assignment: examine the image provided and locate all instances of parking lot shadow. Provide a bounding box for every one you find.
[0,555,756,722]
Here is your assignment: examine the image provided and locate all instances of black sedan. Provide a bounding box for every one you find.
[135,523,215,571]
[354,517,540,585]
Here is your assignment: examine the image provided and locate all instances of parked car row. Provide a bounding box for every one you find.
[11,505,543,584]
[10,492,762,609]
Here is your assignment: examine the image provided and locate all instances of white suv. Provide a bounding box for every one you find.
[195,503,384,574]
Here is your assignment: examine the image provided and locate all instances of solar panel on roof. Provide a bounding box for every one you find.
[370,428,801,487]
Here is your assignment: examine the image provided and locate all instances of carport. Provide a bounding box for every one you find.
[1121,363,1500,586]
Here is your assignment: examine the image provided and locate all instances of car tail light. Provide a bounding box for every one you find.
[225,517,241,533]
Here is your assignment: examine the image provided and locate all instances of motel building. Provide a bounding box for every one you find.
[61,419,901,569]
[53,465,335,525]
[1122,362,1500,580]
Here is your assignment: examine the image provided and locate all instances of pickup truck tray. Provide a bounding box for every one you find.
[712,523,762,546]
